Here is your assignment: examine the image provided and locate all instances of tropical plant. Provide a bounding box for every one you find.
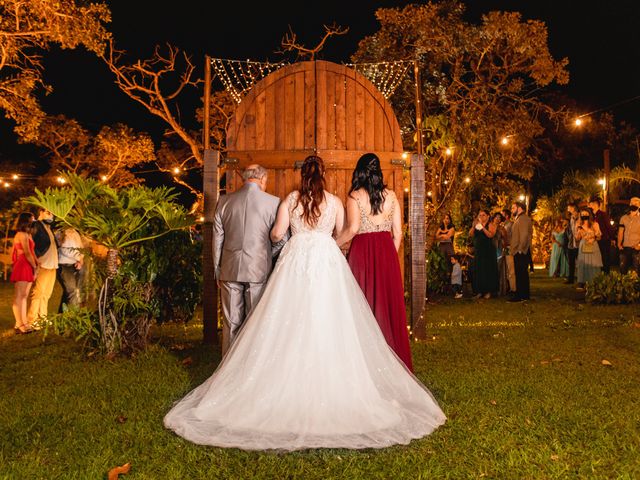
[27,173,194,354]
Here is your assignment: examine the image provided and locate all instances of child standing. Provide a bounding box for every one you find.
[451,255,463,298]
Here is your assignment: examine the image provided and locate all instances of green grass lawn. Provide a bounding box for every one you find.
[1,273,639,479]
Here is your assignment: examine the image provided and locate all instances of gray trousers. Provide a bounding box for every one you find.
[220,281,267,356]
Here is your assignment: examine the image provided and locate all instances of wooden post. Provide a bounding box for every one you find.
[603,148,610,211]
[202,56,219,346]
[410,154,426,340]
[202,149,219,345]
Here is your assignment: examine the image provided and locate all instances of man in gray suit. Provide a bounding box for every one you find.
[214,164,282,354]
[508,200,533,302]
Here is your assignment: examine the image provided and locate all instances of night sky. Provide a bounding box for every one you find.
[1,0,639,164]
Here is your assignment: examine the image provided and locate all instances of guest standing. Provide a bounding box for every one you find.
[28,208,58,327]
[468,209,498,299]
[588,196,615,273]
[575,208,603,289]
[451,255,463,299]
[617,197,640,274]
[10,212,38,334]
[548,219,569,277]
[564,203,580,284]
[509,201,533,302]
[337,153,413,371]
[436,214,455,264]
[56,227,85,309]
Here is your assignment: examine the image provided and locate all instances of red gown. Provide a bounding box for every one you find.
[10,237,36,283]
[347,196,413,372]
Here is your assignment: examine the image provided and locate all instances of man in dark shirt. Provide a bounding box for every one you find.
[588,196,616,273]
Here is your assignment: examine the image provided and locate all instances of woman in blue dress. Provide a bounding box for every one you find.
[549,219,569,277]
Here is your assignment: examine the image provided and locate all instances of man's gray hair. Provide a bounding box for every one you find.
[242,165,267,181]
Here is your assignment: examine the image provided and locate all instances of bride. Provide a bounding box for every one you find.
[164,155,446,450]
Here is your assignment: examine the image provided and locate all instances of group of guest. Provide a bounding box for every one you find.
[554,196,640,290]
[9,208,85,334]
[438,201,532,302]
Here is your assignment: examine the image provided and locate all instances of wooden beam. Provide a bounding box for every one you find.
[224,149,406,169]
[202,149,219,345]
[410,154,426,340]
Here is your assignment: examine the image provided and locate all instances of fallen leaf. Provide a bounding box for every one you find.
[632,322,640,329]
[601,359,613,366]
[552,357,562,362]
[108,463,131,480]
[550,454,559,461]
[116,416,127,424]
[489,399,497,405]
[181,357,193,366]
[540,360,550,365]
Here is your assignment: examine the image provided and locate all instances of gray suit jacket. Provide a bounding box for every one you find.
[510,212,533,255]
[214,183,281,283]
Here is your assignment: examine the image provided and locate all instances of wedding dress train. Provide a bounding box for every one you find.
[164,192,446,450]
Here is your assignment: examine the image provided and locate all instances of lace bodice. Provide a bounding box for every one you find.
[287,191,337,236]
[355,194,394,234]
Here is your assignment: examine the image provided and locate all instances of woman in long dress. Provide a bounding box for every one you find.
[164,156,446,451]
[336,153,413,371]
[469,209,498,299]
[548,219,569,278]
[575,208,603,289]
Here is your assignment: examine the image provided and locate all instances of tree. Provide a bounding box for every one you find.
[27,173,193,353]
[33,115,155,187]
[353,2,569,246]
[0,0,111,140]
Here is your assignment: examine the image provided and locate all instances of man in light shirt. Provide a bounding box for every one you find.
[617,197,640,275]
[28,208,58,327]
[56,227,85,308]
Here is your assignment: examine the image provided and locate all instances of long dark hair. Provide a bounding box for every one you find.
[14,212,34,233]
[349,153,387,215]
[296,155,326,226]
[440,213,455,230]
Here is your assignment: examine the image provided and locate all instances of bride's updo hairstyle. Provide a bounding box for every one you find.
[297,155,326,227]
[349,153,387,215]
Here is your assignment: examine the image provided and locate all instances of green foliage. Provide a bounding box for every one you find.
[427,247,448,294]
[43,307,101,349]
[151,230,203,324]
[586,271,640,304]
[27,173,194,252]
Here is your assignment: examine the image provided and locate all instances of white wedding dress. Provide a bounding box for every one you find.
[164,191,446,450]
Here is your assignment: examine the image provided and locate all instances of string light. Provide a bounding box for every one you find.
[574,118,583,126]
[2,182,9,188]
[501,136,510,145]
[100,175,108,181]
[445,148,453,156]
[346,61,411,99]
[464,177,471,183]
[210,58,289,104]
[11,174,18,180]
[56,177,66,184]
[173,167,181,174]
[210,58,411,104]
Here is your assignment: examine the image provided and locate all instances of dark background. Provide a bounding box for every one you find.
[2,1,639,171]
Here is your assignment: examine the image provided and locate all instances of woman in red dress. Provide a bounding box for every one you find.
[336,153,413,371]
[10,212,38,334]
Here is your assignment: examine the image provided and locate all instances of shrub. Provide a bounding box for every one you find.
[586,271,640,304]
[426,247,448,294]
